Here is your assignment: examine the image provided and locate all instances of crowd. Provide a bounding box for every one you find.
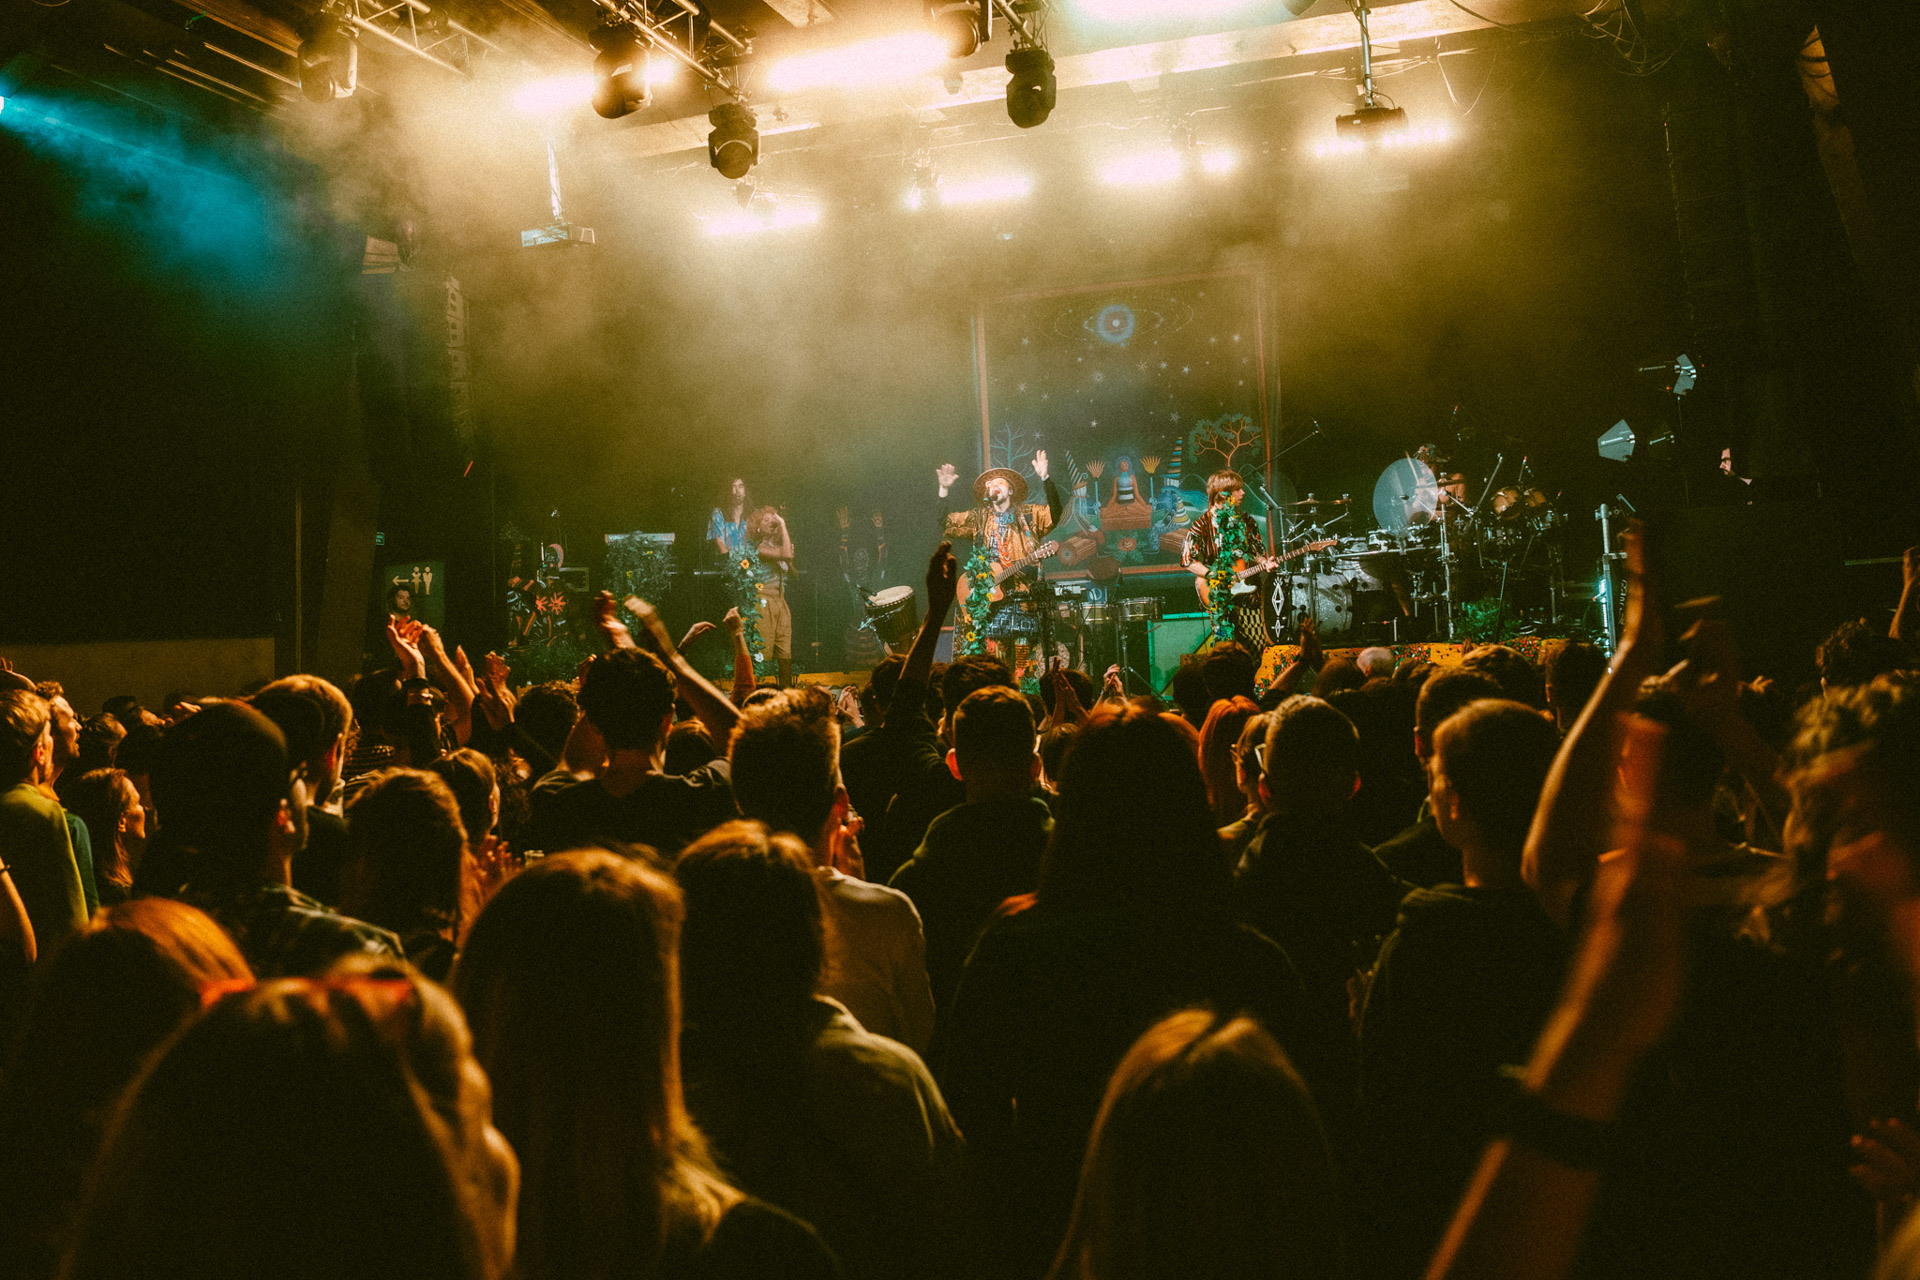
[0,535,1917,1280]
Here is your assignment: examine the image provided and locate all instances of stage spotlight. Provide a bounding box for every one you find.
[1596,420,1675,462]
[1199,149,1239,174]
[297,13,358,104]
[930,1,988,58]
[589,22,650,120]
[1102,149,1183,186]
[1005,47,1056,129]
[708,103,758,180]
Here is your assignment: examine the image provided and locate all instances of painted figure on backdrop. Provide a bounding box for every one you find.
[936,453,1064,657]
[708,478,768,681]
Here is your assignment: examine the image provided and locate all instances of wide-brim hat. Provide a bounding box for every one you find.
[974,468,1029,506]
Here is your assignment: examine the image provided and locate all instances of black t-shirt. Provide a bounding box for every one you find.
[292,808,353,908]
[525,762,736,858]
[939,901,1340,1280]
[661,1197,844,1280]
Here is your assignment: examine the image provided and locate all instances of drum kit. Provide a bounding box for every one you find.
[1269,443,1577,644]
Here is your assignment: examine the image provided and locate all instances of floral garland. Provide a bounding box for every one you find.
[724,554,770,678]
[957,543,994,655]
[1203,506,1250,644]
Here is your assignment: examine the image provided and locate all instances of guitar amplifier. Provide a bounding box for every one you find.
[1148,614,1210,693]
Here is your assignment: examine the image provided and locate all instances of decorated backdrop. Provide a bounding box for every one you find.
[975,271,1270,573]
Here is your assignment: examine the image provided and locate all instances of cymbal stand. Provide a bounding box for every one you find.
[1596,501,1623,654]
[1437,503,1459,640]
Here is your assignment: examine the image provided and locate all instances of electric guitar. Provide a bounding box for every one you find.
[1197,539,1338,609]
[958,541,1061,611]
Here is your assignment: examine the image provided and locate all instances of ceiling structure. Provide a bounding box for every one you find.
[4,0,1601,143]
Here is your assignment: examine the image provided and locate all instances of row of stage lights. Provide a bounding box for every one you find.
[701,121,1453,238]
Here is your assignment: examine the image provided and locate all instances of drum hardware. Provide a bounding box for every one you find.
[863,585,919,649]
[1115,598,1161,695]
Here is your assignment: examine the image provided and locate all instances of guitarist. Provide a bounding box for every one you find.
[936,451,1064,656]
[1183,469,1272,646]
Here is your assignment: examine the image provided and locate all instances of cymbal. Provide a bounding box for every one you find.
[1290,497,1349,507]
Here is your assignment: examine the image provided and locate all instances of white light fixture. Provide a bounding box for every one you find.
[1312,124,1453,158]
[1100,149,1185,186]
[1199,148,1238,174]
[514,61,675,115]
[764,32,949,95]
[704,201,822,238]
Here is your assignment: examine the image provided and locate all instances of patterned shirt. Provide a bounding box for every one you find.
[1181,504,1263,570]
[708,508,752,562]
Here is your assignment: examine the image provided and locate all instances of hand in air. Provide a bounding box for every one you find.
[385,619,427,680]
[723,606,745,636]
[681,621,719,647]
[1031,450,1049,481]
[1852,1117,1920,1207]
[936,463,959,495]
[926,542,959,617]
[1101,664,1125,701]
[590,592,637,653]
[621,595,677,657]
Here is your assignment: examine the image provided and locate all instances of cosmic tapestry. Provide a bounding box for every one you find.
[975,270,1270,571]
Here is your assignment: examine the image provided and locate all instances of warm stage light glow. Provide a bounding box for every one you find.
[764,33,949,95]
[1199,149,1238,174]
[515,61,676,115]
[1076,0,1278,20]
[935,175,1034,207]
[704,202,822,237]
[1313,124,1454,158]
[1101,149,1185,186]
[514,75,597,114]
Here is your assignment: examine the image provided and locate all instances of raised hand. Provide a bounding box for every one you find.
[621,595,677,658]
[936,463,959,496]
[0,656,32,694]
[591,592,636,653]
[386,619,427,680]
[680,620,719,649]
[1032,450,1049,481]
[926,542,959,617]
[1101,664,1125,702]
[1852,1117,1920,1206]
[723,606,745,635]
[831,806,866,880]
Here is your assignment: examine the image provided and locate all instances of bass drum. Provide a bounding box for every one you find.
[1273,574,1356,638]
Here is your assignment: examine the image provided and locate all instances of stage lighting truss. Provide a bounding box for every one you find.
[586,0,752,103]
[309,0,502,82]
